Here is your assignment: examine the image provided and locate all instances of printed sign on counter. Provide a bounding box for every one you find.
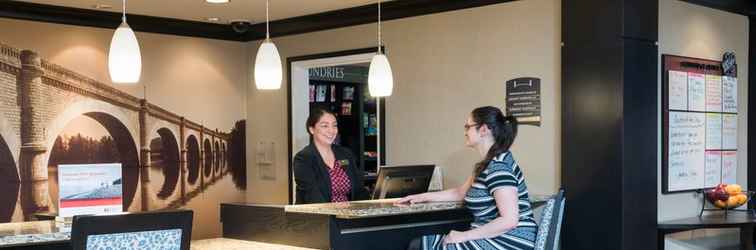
[58,163,123,218]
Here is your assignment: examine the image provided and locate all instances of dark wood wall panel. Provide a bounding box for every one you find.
[562,0,657,249]
[621,39,659,250]
[749,16,755,210]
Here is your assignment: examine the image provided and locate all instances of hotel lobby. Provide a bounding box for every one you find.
[0,0,752,249]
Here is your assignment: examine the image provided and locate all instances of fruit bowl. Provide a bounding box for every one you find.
[704,184,752,210]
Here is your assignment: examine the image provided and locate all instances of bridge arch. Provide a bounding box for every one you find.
[185,135,200,185]
[0,114,20,171]
[220,142,227,163]
[45,100,140,210]
[213,140,221,173]
[0,117,19,222]
[149,128,180,199]
[203,139,212,177]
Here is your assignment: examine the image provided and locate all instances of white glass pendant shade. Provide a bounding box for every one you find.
[254,40,282,90]
[108,21,142,84]
[368,54,393,97]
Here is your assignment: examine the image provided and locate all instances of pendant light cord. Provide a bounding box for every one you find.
[266,0,270,40]
[122,0,127,22]
[377,0,382,54]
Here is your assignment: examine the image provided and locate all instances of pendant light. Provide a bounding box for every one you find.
[368,0,393,97]
[108,0,142,84]
[254,0,282,90]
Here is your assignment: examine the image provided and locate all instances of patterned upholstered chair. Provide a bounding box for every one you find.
[534,189,565,250]
[71,209,193,250]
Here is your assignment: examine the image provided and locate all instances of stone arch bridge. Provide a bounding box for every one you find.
[0,43,232,220]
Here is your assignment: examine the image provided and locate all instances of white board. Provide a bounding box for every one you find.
[722,151,737,185]
[722,76,738,113]
[705,75,722,112]
[722,114,738,150]
[668,70,688,110]
[687,73,706,112]
[667,112,706,191]
[705,113,722,150]
[704,151,722,188]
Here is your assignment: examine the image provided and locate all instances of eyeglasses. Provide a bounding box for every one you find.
[463,123,478,131]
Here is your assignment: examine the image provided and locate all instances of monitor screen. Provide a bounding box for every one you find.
[372,165,435,199]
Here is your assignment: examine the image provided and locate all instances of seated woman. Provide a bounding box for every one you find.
[398,106,536,250]
[293,108,367,204]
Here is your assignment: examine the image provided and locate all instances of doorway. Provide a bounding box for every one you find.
[287,48,387,204]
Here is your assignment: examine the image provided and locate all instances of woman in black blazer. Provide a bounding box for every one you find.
[293,108,368,204]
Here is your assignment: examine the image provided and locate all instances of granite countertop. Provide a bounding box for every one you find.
[191,238,318,250]
[284,194,553,219]
[0,221,70,247]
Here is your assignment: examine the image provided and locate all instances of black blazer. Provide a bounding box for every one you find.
[293,144,368,204]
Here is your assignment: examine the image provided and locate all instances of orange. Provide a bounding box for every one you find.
[736,194,748,205]
[726,196,740,208]
[714,200,727,209]
[725,184,742,195]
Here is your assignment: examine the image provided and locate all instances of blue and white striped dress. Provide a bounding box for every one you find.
[421,151,537,250]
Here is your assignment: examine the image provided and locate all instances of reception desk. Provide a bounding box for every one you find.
[0,221,70,249]
[221,199,471,250]
[222,196,549,250]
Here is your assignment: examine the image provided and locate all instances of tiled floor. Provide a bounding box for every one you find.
[191,238,320,250]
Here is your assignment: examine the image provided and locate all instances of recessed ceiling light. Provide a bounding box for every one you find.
[92,4,112,9]
[205,0,230,3]
[206,17,221,22]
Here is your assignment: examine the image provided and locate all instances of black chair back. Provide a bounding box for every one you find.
[70,209,193,250]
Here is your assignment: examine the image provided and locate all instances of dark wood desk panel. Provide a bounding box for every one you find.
[658,211,755,250]
[221,203,330,249]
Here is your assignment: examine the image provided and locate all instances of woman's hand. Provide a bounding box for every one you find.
[442,230,467,244]
[394,194,428,205]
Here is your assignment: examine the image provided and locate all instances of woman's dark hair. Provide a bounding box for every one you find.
[471,106,518,177]
[306,108,337,136]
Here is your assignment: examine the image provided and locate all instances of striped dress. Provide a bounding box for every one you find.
[421,151,537,250]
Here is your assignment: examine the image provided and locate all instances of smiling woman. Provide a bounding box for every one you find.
[292,108,368,204]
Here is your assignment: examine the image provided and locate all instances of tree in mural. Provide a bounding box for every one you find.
[228,120,246,190]
[49,134,121,165]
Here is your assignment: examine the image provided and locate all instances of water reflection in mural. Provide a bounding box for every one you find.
[43,116,247,216]
[149,128,180,199]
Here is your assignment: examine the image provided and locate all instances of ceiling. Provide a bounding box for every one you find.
[0,0,521,41]
[18,0,387,24]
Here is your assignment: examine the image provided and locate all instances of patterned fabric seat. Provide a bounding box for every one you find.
[71,209,193,250]
[534,189,565,250]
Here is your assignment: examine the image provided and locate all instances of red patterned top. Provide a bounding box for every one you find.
[328,160,352,202]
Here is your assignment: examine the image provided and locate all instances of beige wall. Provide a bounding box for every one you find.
[0,18,249,239]
[658,0,749,248]
[0,18,248,130]
[246,0,561,204]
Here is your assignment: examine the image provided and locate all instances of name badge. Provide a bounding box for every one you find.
[338,159,350,167]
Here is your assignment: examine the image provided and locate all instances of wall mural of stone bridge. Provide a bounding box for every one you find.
[0,43,246,221]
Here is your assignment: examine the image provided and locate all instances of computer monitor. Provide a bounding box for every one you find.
[371,165,436,199]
